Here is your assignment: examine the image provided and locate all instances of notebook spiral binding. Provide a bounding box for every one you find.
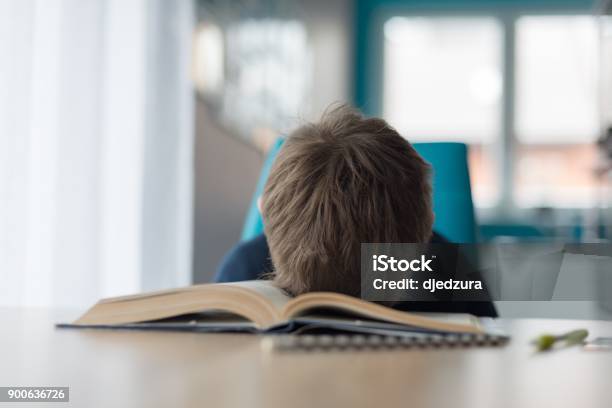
[272,333,509,352]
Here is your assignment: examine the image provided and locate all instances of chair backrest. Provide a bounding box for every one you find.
[413,142,477,243]
[241,138,284,242]
[241,139,477,243]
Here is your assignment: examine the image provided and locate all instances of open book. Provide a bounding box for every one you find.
[61,280,485,335]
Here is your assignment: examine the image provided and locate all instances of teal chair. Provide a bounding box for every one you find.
[241,139,477,243]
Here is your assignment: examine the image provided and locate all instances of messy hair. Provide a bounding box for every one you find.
[261,105,433,297]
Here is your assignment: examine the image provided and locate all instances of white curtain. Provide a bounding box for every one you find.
[0,0,194,307]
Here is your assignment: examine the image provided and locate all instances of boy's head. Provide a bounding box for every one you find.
[261,105,433,297]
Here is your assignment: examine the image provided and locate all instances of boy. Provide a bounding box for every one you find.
[215,105,496,317]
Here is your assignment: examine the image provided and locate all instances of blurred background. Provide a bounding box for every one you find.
[1,0,611,318]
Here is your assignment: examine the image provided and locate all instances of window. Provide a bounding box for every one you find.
[515,16,600,207]
[516,16,599,141]
[603,16,612,127]
[383,17,503,207]
[382,14,605,209]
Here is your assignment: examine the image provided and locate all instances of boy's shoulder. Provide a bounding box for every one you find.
[214,234,272,283]
[430,231,449,243]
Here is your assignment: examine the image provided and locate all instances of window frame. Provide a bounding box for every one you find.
[360,3,599,217]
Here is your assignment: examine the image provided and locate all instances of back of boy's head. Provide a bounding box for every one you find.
[262,105,433,297]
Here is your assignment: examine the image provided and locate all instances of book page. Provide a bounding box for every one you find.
[72,279,293,329]
[283,292,482,334]
[223,280,293,311]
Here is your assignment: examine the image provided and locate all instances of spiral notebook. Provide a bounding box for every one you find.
[272,332,509,352]
[271,318,509,351]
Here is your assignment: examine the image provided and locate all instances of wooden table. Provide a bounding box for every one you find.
[1,308,612,408]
